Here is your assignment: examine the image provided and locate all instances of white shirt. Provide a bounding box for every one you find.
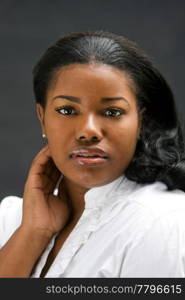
[1,175,185,278]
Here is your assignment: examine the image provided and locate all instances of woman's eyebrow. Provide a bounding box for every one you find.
[52,95,129,104]
[101,97,129,104]
[52,95,80,102]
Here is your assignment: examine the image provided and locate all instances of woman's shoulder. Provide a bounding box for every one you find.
[0,195,23,224]
[125,180,185,220]
[115,182,185,261]
[0,196,23,247]
[0,195,23,214]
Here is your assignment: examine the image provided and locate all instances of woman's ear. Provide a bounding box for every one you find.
[36,103,45,135]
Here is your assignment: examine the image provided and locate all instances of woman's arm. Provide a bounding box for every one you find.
[0,226,52,277]
[0,145,71,277]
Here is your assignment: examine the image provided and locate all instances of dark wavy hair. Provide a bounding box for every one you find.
[33,31,185,191]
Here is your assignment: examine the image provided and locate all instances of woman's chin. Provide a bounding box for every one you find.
[62,172,120,189]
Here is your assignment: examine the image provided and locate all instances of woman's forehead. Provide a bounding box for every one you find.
[48,63,136,98]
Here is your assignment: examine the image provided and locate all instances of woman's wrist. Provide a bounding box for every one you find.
[19,224,55,242]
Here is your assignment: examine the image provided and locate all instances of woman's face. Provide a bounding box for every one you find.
[37,63,142,188]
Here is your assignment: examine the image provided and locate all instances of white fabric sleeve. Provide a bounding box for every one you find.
[0,196,23,248]
[120,210,185,277]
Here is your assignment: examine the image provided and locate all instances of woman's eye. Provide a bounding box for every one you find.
[55,106,76,115]
[104,108,124,117]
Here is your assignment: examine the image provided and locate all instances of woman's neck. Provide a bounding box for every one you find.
[60,177,88,219]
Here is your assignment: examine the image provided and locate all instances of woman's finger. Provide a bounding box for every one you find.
[28,145,51,176]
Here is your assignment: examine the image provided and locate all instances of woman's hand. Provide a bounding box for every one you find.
[21,145,71,238]
[0,145,70,277]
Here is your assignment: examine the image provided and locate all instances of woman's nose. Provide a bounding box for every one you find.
[75,115,103,144]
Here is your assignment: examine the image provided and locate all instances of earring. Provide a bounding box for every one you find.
[42,133,46,139]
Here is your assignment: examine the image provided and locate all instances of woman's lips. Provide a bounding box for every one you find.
[72,156,108,166]
[69,148,109,166]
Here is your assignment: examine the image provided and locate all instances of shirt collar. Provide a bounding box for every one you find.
[84,174,128,209]
[56,173,138,210]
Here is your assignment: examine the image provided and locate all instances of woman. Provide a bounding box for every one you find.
[1,31,185,277]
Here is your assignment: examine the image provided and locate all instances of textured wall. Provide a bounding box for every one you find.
[0,0,185,199]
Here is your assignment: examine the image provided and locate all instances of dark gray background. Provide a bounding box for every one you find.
[0,0,185,199]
